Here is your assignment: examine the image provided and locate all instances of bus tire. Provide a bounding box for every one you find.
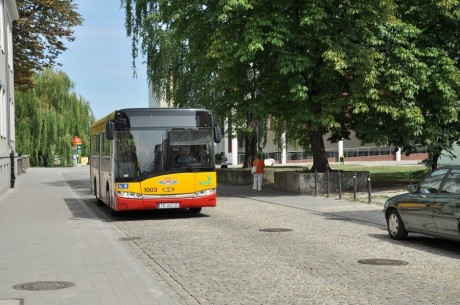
[107,188,118,216]
[189,208,202,213]
[94,179,104,206]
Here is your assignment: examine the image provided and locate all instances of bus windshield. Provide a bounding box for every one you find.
[114,128,215,181]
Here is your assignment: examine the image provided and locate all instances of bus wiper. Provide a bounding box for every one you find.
[183,160,196,172]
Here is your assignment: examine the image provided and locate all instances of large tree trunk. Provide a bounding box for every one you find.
[242,111,258,168]
[431,152,439,171]
[309,129,331,172]
[243,130,258,168]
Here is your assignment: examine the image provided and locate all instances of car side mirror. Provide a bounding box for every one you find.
[407,184,418,193]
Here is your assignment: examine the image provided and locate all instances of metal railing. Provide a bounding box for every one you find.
[238,145,427,164]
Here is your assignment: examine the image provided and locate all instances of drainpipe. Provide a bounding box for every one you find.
[10,151,15,187]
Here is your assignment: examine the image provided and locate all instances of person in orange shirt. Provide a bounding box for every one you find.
[252,153,265,191]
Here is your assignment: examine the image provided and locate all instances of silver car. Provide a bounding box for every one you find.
[383,166,460,242]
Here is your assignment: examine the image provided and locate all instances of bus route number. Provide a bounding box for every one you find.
[144,187,157,193]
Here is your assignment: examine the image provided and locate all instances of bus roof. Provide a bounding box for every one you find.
[89,108,214,136]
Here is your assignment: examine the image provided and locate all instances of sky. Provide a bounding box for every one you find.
[57,0,148,120]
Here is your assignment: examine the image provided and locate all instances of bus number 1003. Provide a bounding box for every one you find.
[144,187,157,193]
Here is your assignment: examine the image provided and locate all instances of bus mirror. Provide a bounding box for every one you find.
[106,120,115,140]
[214,126,221,143]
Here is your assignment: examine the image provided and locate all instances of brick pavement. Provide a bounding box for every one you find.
[2,166,459,305]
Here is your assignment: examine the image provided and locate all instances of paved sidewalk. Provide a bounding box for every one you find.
[217,183,388,228]
[0,167,177,305]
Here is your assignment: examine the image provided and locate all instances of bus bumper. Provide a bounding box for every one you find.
[114,193,216,211]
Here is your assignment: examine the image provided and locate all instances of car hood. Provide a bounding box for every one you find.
[384,192,411,208]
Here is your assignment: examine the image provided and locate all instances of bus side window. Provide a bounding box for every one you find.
[118,145,139,177]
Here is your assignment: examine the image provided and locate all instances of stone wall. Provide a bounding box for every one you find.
[217,168,369,194]
[274,171,368,195]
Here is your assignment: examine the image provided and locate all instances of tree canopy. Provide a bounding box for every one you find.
[123,0,460,171]
[13,0,83,91]
[15,69,94,166]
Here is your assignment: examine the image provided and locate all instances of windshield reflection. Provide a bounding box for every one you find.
[114,129,215,181]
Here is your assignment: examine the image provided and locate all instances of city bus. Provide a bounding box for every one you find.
[89,108,221,215]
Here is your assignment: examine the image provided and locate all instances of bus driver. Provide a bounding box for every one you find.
[176,146,197,164]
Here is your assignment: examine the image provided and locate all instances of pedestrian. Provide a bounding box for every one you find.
[221,152,228,169]
[252,153,265,191]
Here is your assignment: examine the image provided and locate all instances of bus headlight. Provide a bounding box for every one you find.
[194,188,216,197]
[116,191,143,199]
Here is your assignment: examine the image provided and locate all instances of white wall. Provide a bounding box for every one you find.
[0,0,18,194]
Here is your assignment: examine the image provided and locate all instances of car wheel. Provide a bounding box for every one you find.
[189,208,202,213]
[387,209,408,240]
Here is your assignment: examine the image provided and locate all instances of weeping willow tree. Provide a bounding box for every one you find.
[15,68,95,166]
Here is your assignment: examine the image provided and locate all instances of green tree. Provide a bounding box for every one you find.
[123,0,267,166]
[350,0,460,170]
[123,1,460,172]
[13,0,83,91]
[15,69,95,166]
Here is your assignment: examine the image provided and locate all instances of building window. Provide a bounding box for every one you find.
[9,97,13,139]
[6,17,12,71]
[0,0,4,52]
[0,85,5,138]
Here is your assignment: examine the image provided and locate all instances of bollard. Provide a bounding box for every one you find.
[326,169,330,198]
[353,171,357,201]
[338,170,342,199]
[314,169,318,197]
[367,172,372,203]
[10,151,15,188]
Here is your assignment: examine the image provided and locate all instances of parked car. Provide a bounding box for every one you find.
[264,158,276,166]
[383,166,460,242]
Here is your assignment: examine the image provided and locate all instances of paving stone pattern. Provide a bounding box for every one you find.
[65,168,460,305]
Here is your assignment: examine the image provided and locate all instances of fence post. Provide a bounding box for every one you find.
[314,169,318,197]
[326,169,330,198]
[367,172,372,203]
[338,170,342,199]
[353,171,357,201]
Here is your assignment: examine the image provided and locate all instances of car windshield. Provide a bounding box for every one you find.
[114,129,215,182]
[419,168,449,194]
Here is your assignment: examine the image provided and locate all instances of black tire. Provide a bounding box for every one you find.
[189,208,202,213]
[107,188,118,216]
[94,179,104,206]
[387,209,408,240]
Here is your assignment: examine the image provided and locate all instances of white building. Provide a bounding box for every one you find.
[0,0,18,193]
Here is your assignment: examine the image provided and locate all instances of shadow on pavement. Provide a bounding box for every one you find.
[368,233,460,258]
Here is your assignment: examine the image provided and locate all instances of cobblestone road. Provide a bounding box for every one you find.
[65,167,460,305]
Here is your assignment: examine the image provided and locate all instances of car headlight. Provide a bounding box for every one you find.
[194,188,216,197]
[116,191,143,199]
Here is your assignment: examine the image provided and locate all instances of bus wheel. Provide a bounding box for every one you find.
[94,179,104,206]
[107,188,118,216]
[189,208,202,213]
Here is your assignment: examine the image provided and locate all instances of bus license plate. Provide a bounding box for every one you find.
[158,203,180,209]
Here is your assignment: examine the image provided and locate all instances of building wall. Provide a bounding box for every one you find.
[0,0,18,194]
[217,119,427,165]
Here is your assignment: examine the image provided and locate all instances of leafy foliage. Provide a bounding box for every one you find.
[13,0,83,91]
[15,69,95,166]
[123,0,460,172]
